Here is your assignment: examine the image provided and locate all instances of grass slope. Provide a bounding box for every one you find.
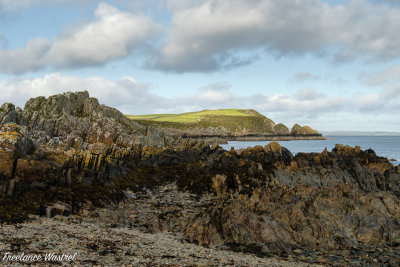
[126,109,275,134]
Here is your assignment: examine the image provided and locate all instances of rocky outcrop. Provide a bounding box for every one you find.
[0,91,201,149]
[67,142,399,265]
[291,123,319,136]
[273,123,290,135]
[0,91,399,265]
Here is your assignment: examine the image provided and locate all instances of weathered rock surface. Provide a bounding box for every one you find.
[0,91,194,150]
[0,91,399,266]
[0,124,34,180]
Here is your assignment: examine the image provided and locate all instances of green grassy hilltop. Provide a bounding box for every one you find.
[126,109,276,134]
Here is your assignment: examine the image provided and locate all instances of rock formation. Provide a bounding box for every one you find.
[0,91,399,266]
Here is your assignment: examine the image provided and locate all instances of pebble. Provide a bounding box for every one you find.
[0,217,311,267]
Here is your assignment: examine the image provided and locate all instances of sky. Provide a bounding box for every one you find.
[0,0,399,132]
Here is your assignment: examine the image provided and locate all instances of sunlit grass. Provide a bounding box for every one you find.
[124,109,274,134]
[126,109,254,123]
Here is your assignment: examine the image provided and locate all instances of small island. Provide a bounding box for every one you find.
[126,109,325,144]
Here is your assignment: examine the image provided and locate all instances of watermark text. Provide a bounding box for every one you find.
[2,252,77,262]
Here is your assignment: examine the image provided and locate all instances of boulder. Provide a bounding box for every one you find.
[1,102,15,113]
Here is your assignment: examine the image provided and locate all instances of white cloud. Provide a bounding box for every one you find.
[148,0,400,72]
[1,73,399,127]
[0,38,51,73]
[0,0,95,12]
[46,3,160,68]
[0,73,161,114]
[3,1,400,74]
[0,3,160,74]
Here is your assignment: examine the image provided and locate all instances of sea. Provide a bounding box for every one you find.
[220,136,400,166]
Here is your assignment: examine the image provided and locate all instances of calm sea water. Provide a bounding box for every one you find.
[221,136,400,166]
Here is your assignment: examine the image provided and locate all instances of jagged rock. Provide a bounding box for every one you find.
[16,91,192,148]
[0,123,34,178]
[82,97,99,116]
[1,102,15,113]
[0,103,18,124]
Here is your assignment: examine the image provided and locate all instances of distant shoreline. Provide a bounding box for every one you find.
[185,134,326,144]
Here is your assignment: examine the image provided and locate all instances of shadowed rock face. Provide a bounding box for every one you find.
[0,91,400,264]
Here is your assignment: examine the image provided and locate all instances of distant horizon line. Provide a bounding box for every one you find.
[321,131,400,136]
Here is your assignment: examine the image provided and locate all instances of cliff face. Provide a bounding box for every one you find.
[0,91,399,265]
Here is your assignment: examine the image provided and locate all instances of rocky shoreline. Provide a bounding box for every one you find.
[0,91,399,266]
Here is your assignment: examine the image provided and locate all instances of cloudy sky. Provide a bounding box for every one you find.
[0,0,399,131]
